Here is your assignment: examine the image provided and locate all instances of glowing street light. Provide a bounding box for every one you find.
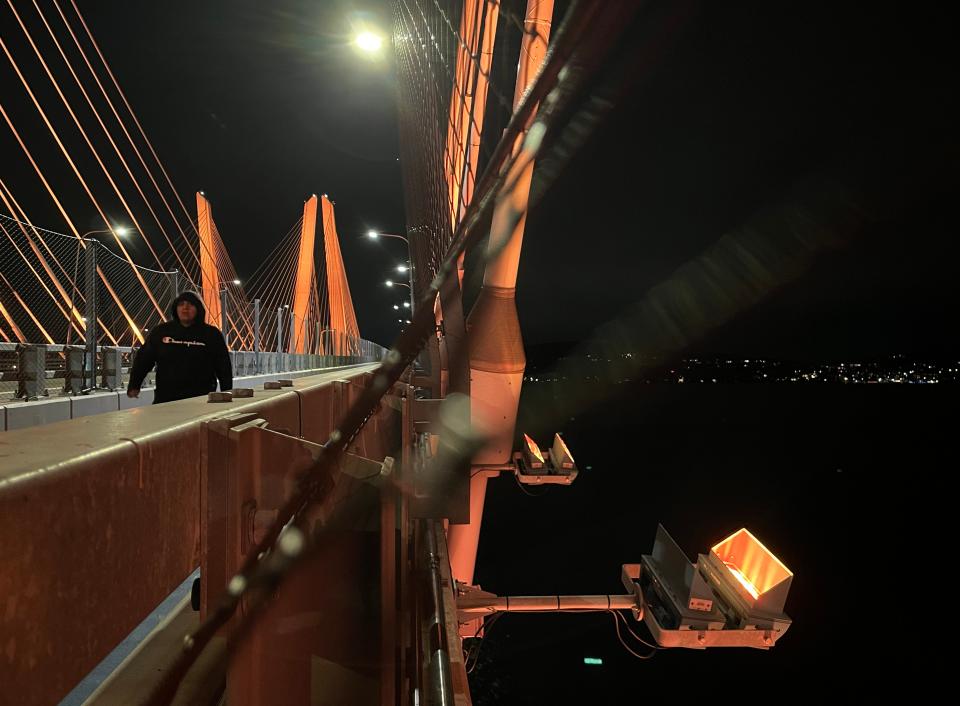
[369,229,414,312]
[367,229,408,244]
[232,279,241,285]
[82,225,129,239]
[355,31,384,54]
[385,279,410,289]
[393,304,399,310]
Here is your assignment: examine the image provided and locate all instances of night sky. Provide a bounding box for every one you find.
[2,0,955,358]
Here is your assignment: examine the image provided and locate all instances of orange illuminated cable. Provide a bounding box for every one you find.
[87,253,150,346]
[122,288,154,335]
[0,217,81,339]
[205,216,247,338]
[126,299,154,337]
[275,252,301,313]
[0,323,11,343]
[0,40,164,324]
[250,241,299,321]
[56,0,203,270]
[65,0,209,267]
[6,1,170,277]
[249,267,295,337]
[212,225,253,340]
[254,228,303,311]
[254,233,301,306]
[257,259,299,349]
[0,103,77,239]
[0,110,129,342]
[243,228,300,306]
[0,183,84,334]
[0,298,26,342]
[29,0,195,278]
[315,267,330,327]
[0,272,55,344]
[244,219,302,290]
[1,186,85,309]
[0,30,165,285]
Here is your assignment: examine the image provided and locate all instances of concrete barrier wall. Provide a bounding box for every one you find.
[4,395,73,430]
[0,363,384,705]
[0,364,370,432]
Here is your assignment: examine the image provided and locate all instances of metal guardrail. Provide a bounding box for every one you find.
[0,339,389,402]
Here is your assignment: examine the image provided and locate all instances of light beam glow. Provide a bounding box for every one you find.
[355,32,384,53]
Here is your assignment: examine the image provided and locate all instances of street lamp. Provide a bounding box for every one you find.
[385,279,410,289]
[82,226,129,239]
[369,230,415,311]
[232,279,241,285]
[355,31,384,54]
[70,225,130,352]
[367,229,409,244]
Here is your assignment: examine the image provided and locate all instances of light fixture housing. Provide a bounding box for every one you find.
[638,525,793,649]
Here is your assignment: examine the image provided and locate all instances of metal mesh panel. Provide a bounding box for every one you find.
[96,243,175,347]
[395,0,461,300]
[0,212,87,346]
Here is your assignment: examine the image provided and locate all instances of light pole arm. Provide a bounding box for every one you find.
[80,229,113,240]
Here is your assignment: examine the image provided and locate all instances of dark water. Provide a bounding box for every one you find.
[467,382,941,701]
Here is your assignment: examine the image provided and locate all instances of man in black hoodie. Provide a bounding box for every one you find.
[127,291,233,404]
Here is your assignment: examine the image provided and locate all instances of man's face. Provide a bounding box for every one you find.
[177,300,198,326]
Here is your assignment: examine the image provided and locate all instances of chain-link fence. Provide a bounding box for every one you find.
[1,214,388,403]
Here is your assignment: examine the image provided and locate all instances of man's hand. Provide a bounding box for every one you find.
[127,388,140,398]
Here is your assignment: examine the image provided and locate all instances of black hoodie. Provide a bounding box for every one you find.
[127,291,233,403]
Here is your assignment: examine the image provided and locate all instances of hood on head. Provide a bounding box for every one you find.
[169,290,206,323]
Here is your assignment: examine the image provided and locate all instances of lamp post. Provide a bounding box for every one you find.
[369,230,415,312]
[72,226,126,390]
